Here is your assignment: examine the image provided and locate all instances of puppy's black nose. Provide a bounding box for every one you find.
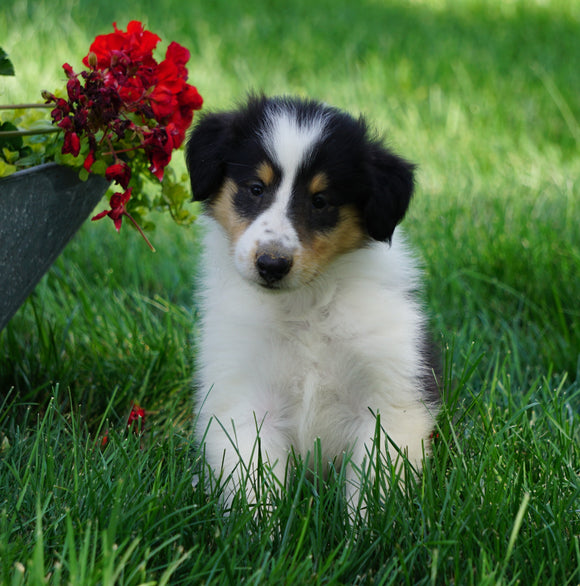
[256,253,292,285]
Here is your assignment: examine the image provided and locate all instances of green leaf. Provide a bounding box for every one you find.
[90,159,108,175]
[0,159,17,176]
[0,121,23,150]
[0,47,15,76]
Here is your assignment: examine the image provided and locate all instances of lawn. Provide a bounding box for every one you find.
[1,0,579,583]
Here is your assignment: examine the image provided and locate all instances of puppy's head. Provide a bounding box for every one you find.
[186,95,415,290]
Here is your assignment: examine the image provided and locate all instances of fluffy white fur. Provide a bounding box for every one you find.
[194,216,437,505]
[187,96,440,510]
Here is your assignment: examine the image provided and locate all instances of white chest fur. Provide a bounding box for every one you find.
[194,217,436,486]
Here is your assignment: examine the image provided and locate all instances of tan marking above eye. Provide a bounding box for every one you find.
[210,178,249,242]
[256,161,275,186]
[308,172,329,195]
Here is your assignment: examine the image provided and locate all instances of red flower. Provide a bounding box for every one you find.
[100,431,109,448]
[48,98,69,122]
[43,21,202,248]
[92,188,132,231]
[83,150,95,171]
[92,188,156,251]
[127,403,146,433]
[149,73,179,122]
[57,117,73,132]
[83,21,161,71]
[105,162,131,189]
[175,84,203,133]
[63,63,75,76]
[180,84,203,112]
[149,42,202,128]
[66,76,81,102]
[62,131,81,156]
[165,41,190,72]
[144,125,179,181]
[117,75,147,104]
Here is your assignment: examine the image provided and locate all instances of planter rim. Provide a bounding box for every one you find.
[1,161,85,180]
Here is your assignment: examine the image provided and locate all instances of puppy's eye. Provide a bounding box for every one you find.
[312,193,328,210]
[249,182,264,197]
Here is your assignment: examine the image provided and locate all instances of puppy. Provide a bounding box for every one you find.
[186,95,440,509]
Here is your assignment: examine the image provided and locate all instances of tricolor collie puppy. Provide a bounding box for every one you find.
[186,95,440,508]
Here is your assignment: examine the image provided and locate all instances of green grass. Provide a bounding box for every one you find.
[1,0,579,583]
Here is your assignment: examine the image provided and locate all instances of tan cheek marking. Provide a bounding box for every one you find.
[210,178,249,244]
[309,172,329,195]
[256,161,275,186]
[297,206,366,278]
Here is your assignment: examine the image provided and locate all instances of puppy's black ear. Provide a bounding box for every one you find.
[186,112,234,201]
[364,144,416,242]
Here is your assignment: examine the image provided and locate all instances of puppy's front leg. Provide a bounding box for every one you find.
[198,409,289,510]
[344,412,414,518]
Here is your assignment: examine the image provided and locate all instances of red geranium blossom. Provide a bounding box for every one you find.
[98,402,147,449]
[127,403,146,433]
[82,21,161,71]
[178,84,203,121]
[66,75,81,102]
[61,131,80,156]
[143,120,189,181]
[92,188,132,231]
[92,187,156,251]
[101,431,109,448]
[83,150,95,171]
[149,42,192,122]
[105,162,131,189]
[43,21,203,246]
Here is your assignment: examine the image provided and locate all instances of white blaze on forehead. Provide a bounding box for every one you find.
[261,106,328,179]
[233,105,329,284]
[255,106,329,237]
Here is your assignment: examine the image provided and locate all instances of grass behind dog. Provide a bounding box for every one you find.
[1,0,579,583]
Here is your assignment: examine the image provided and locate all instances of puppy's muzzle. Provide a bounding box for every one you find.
[256,251,293,286]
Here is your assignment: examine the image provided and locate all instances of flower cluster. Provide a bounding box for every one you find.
[42,21,202,243]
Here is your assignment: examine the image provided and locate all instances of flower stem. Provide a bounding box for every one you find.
[0,128,59,137]
[101,145,143,157]
[0,103,52,110]
[123,211,156,252]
